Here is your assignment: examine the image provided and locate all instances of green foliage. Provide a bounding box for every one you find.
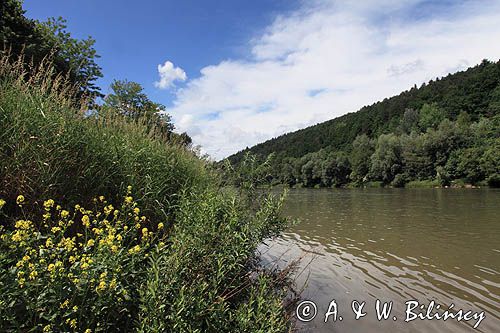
[102,79,184,144]
[137,189,291,332]
[370,134,403,184]
[349,134,374,184]
[0,1,102,101]
[399,108,420,134]
[0,56,293,332]
[0,58,204,223]
[419,103,445,129]
[405,179,441,188]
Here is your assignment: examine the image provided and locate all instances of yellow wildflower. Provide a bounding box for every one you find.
[43,324,52,333]
[29,270,38,280]
[73,305,78,312]
[82,215,90,227]
[16,195,25,205]
[43,199,55,210]
[66,318,77,329]
[61,210,70,218]
[158,222,164,230]
[109,278,117,289]
[87,239,95,247]
[124,196,133,204]
[15,220,32,230]
[45,238,53,248]
[84,329,92,333]
[59,237,76,251]
[128,245,141,254]
[133,207,140,215]
[96,280,106,292]
[0,199,5,209]
[60,299,70,308]
[47,263,55,272]
[11,231,23,242]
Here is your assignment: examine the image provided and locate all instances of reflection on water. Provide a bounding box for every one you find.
[261,188,500,332]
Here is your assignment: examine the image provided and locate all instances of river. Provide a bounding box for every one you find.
[261,188,500,332]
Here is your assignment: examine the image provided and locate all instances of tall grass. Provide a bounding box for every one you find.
[0,55,294,332]
[0,54,210,223]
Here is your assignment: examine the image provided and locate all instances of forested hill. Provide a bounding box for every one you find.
[228,59,500,164]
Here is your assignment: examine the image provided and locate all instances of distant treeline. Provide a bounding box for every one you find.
[227,60,500,188]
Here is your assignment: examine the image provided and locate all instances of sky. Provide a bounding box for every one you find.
[23,0,500,160]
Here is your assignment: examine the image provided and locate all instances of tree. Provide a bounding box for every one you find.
[401,132,431,180]
[349,134,374,183]
[322,152,351,187]
[103,79,175,137]
[399,108,420,134]
[36,17,103,100]
[419,103,445,130]
[370,134,403,183]
[487,85,500,115]
[0,1,102,101]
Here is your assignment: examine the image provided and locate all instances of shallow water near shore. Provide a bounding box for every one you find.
[261,188,500,332]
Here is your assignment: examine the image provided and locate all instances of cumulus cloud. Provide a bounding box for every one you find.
[167,0,500,160]
[154,60,187,89]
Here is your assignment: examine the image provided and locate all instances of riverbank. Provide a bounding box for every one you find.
[0,56,294,332]
[260,179,494,190]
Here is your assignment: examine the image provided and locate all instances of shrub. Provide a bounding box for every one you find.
[391,174,407,188]
[487,174,500,188]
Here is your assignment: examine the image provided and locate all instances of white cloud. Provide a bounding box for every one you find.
[154,60,187,89]
[167,0,500,160]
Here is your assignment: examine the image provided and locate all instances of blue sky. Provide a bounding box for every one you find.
[23,0,500,159]
[23,0,298,103]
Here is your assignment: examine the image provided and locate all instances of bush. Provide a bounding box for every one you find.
[405,180,441,188]
[487,174,500,188]
[391,174,407,188]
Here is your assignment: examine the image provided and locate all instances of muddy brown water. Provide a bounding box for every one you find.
[261,188,500,332]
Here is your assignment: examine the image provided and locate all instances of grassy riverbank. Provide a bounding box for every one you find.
[0,56,294,332]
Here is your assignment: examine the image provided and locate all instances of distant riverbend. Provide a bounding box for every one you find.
[262,188,500,332]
